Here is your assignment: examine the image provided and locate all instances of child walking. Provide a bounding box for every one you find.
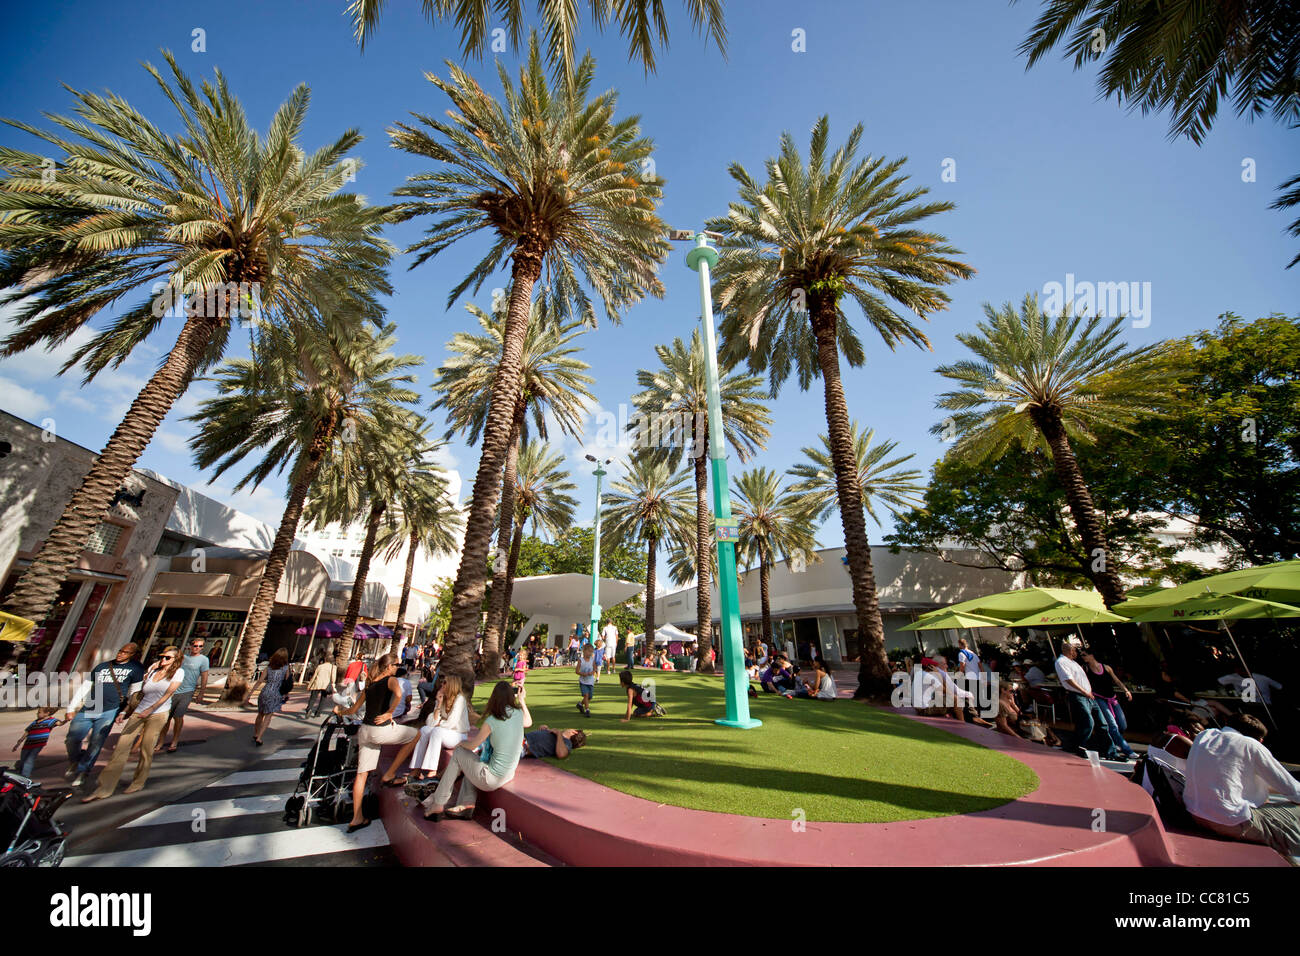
[574,644,596,717]
[12,707,65,778]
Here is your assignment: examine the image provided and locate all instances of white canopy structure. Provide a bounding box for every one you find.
[630,623,696,645]
[507,573,644,649]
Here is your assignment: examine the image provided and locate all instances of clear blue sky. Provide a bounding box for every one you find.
[1,0,1296,555]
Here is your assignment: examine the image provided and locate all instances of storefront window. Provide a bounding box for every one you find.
[188,610,246,667]
[57,582,111,672]
[23,580,83,671]
[143,608,195,660]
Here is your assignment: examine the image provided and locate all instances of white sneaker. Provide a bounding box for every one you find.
[71,773,85,788]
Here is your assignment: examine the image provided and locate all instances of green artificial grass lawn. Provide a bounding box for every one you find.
[469,668,1038,823]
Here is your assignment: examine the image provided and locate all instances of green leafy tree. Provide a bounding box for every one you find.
[390,33,668,681]
[732,468,819,649]
[1128,313,1300,563]
[602,453,694,649]
[933,295,1181,607]
[189,319,421,700]
[0,53,392,625]
[631,332,771,670]
[348,0,727,76]
[1017,0,1300,266]
[709,117,972,695]
[431,301,594,675]
[884,443,1197,586]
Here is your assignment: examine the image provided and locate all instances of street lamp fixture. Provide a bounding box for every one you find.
[587,455,612,647]
[677,229,761,730]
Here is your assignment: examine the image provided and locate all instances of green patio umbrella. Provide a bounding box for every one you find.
[1004,606,1129,628]
[1127,592,1300,731]
[899,610,1011,631]
[938,586,1107,620]
[1113,559,1300,612]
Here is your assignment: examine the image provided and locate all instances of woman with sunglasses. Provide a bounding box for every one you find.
[81,645,184,801]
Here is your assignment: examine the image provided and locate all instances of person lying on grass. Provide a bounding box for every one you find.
[620,669,655,721]
[522,726,586,759]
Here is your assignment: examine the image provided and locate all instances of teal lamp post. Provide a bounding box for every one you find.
[685,232,761,730]
[586,454,612,647]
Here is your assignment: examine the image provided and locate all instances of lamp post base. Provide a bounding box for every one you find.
[714,717,763,730]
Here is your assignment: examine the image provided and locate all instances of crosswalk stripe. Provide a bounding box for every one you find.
[211,767,302,786]
[273,748,310,761]
[66,821,389,867]
[122,793,292,828]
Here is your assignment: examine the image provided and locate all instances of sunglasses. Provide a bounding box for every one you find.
[161,655,177,661]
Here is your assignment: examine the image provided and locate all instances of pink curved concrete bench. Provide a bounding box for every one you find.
[380,711,1288,867]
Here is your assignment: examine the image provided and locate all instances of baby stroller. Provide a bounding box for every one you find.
[0,767,71,867]
[283,714,359,827]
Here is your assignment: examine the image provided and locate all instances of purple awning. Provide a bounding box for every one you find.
[295,619,344,636]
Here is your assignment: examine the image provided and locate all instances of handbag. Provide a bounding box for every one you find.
[279,667,294,697]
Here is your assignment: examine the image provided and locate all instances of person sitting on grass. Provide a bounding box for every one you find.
[796,658,837,700]
[761,657,797,694]
[575,643,597,717]
[421,681,531,822]
[523,726,587,760]
[619,670,655,721]
[1184,713,1300,864]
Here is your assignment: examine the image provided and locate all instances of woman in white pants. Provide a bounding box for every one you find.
[422,681,530,821]
[410,673,471,780]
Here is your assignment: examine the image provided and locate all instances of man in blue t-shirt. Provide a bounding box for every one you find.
[156,636,210,754]
[64,642,145,786]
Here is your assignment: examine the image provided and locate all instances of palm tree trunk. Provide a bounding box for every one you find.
[3,314,223,624]
[440,254,542,683]
[644,531,658,659]
[389,530,419,656]
[1033,410,1127,607]
[759,550,772,649]
[481,405,525,679]
[693,448,714,673]
[334,499,386,669]
[498,517,526,648]
[222,412,335,702]
[810,296,890,698]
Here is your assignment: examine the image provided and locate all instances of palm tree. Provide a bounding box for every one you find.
[348,0,727,75]
[375,446,464,655]
[708,117,972,695]
[498,441,579,646]
[732,468,819,652]
[390,33,668,680]
[431,301,594,676]
[787,423,926,529]
[933,295,1180,607]
[602,453,694,651]
[305,413,427,668]
[0,53,392,626]
[1016,0,1300,267]
[631,331,770,670]
[188,319,421,700]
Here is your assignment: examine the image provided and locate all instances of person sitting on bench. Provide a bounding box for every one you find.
[1184,713,1300,864]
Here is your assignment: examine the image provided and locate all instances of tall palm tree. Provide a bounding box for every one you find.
[602,453,694,650]
[348,0,727,75]
[390,33,668,680]
[188,319,422,700]
[498,440,579,646]
[933,295,1180,607]
[305,412,427,668]
[732,468,819,651]
[708,117,972,695]
[0,53,392,626]
[375,446,464,655]
[786,423,926,529]
[431,301,594,675]
[631,331,770,670]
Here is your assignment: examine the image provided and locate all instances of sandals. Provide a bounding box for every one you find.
[381,776,407,788]
[346,820,372,834]
[445,807,475,820]
[422,809,444,822]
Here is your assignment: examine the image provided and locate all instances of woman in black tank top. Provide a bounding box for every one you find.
[363,679,395,725]
[1081,651,1137,761]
